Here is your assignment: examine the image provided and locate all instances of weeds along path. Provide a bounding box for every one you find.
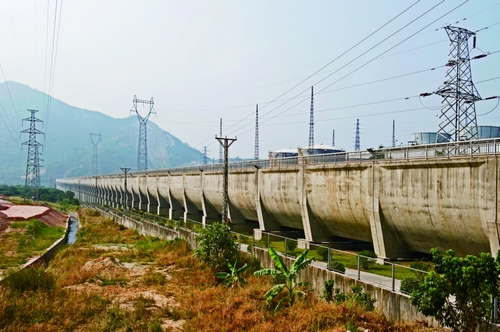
[0,208,448,331]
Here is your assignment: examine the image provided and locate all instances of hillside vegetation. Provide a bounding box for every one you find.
[0,81,203,186]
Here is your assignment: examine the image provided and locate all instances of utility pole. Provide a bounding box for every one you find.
[120,167,131,214]
[215,135,236,223]
[21,109,44,203]
[435,26,480,143]
[308,86,314,148]
[332,129,335,147]
[254,104,259,160]
[219,118,223,163]
[131,95,155,171]
[90,132,101,176]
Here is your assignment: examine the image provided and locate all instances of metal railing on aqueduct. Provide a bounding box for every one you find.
[134,138,500,175]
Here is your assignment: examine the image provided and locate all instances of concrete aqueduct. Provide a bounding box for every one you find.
[56,139,500,260]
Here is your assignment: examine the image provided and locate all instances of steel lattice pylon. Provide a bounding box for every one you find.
[21,109,44,202]
[131,95,155,171]
[435,26,481,143]
[90,132,101,176]
[254,104,259,160]
[308,86,314,148]
[354,119,360,151]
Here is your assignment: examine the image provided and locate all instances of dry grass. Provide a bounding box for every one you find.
[0,208,448,331]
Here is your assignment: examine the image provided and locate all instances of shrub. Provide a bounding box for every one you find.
[330,261,346,274]
[254,248,315,311]
[410,259,432,281]
[216,260,248,288]
[285,239,297,256]
[316,246,329,261]
[1,267,55,295]
[358,250,377,270]
[321,279,336,303]
[143,271,167,286]
[193,222,239,272]
[411,248,500,332]
[350,285,376,311]
[400,277,420,295]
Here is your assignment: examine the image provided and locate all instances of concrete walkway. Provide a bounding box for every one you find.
[240,243,403,294]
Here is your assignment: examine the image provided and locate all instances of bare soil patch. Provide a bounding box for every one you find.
[65,248,185,331]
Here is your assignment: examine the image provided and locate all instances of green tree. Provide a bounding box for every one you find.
[410,248,500,332]
[193,222,239,271]
[358,249,377,270]
[254,248,315,311]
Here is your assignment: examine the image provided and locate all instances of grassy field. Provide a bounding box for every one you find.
[0,219,65,270]
[0,208,446,331]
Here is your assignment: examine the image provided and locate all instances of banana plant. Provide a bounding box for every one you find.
[216,260,248,288]
[254,247,315,311]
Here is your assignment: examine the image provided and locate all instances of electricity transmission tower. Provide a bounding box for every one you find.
[254,104,259,160]
[308,86,314,148]
[21,109,44,202]
[202,146,208,165]
[354,119,360,151]
[216,135,236,223]
[90,132,101,176]
[392,120,396,147]
[131,95,155,171]
[435,26,480,143]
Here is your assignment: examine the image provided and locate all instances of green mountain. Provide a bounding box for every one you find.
[0,81,203,186]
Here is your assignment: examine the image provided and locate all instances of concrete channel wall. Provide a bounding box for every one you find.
[57,152,500,261]
[23,217,74,268]
[97,208,436,326]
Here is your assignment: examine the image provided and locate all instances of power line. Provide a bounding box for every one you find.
[258,0,422,113]
[0,74,21,140]
[168,69,500,128]
[216,1,452,145]
[266,106,436,126]
[193,1,423,150]
[477,97,500,116]
[0,102,21,146]
[315,1,468,96]
[167,45,498,117]
[195,1,470,154]
[164,37,446,114]
[44,0,64,137]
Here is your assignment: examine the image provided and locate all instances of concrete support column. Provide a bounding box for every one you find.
[368,163,388,260]
[488,155,500,255]
[168,191,183,221]
[299,167,314,242]
[256,170,280,231]
[147,189,159,214]
[157,192,169,216]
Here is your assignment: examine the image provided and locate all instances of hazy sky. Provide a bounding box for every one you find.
[1,1,499,160]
